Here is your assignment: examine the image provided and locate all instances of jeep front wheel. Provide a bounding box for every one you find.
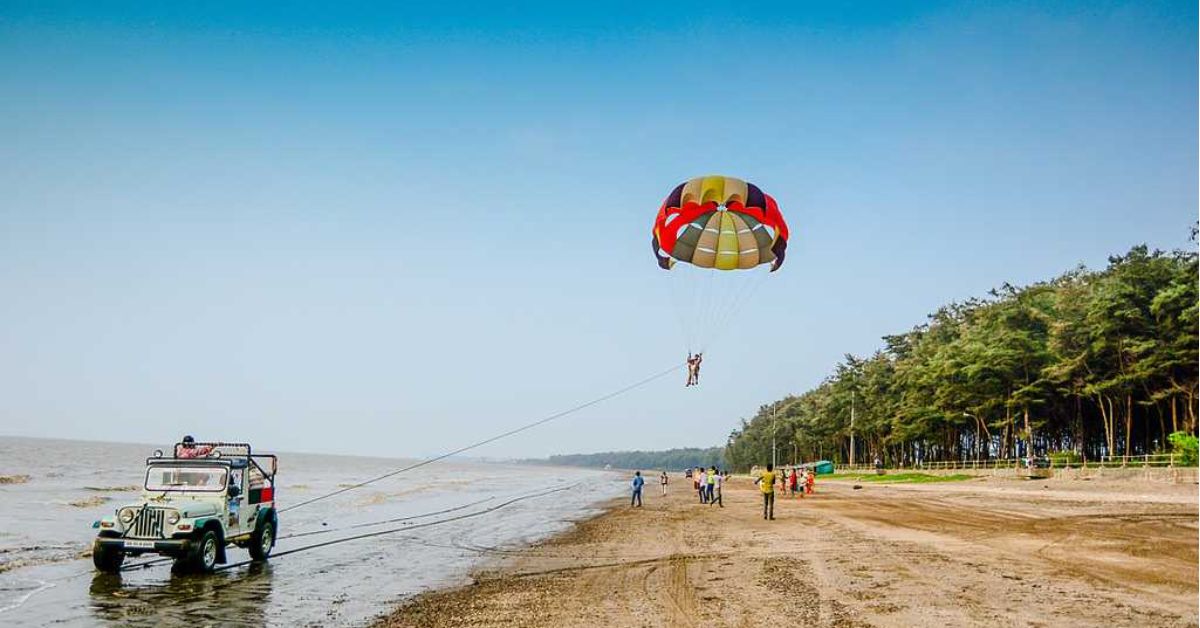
[91,540,124,573]
[249,519,274,561]
[189,530,220,573]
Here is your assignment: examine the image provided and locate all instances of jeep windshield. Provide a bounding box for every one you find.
[145,466,228,492]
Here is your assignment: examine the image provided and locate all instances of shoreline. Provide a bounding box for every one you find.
[376,473,1198,627]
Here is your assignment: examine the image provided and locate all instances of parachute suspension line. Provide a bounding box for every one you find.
[691,268,756,354]
[702,272,765,353]
[666,269,695,353]
[682,265,720,354]
[280,362,686,513]
[699,270,770,355]
[698,266,720,349]
[667,264,768,357]
[714,270,767,336]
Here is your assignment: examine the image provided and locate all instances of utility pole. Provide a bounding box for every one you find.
[849,379,856,467]
[772,401,778,468]
[963,412,989,462]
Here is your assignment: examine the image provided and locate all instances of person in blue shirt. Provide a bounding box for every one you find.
[631,471,645,507]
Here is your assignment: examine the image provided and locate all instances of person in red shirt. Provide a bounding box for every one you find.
[176,435,214,459]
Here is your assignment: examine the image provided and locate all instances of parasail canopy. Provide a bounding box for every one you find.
[652,175,789,272]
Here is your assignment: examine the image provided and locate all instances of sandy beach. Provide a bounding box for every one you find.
[378,473,1198,628]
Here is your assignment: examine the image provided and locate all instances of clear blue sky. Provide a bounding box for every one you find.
[1,1,1195,458]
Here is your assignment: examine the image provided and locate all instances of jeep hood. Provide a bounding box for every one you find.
[122,497,222,518]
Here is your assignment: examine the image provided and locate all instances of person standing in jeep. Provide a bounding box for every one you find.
[176,435,214,459]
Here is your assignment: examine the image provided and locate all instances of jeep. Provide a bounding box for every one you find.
[92,441,278,574]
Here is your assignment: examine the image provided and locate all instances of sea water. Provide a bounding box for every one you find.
[0,436,623,626]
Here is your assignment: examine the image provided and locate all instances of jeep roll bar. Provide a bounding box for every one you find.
[159,441,278,482]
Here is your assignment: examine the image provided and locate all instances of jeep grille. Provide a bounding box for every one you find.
[129,508,165,539]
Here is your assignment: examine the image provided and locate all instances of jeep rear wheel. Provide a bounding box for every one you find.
[189,530,220,573]
[91,540,124,573]
[249,519,274,561]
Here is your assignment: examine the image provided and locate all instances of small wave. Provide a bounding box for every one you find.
[0,578,55,614]
[82,485,138,492]
[68,496,110,508]
[356,493,389,507]
[0,544,88,574]
[0,475,30,485]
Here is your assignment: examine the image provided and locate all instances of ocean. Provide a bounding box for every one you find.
[0,436,623,626]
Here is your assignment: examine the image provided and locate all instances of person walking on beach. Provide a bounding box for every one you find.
[756,463,776,520]
[631,471,645,507]
[697,467,708,503]
[789,468,799,498]
[805,468,815,495]
[660,471,669,496]
[708,466,722,507]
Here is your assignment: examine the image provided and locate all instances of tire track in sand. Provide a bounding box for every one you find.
[666,554,699,628]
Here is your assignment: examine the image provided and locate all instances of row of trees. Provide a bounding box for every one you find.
[726,242,1198,470]
[530,447,726,471]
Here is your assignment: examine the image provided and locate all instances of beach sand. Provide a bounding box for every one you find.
[377,474,1198,627]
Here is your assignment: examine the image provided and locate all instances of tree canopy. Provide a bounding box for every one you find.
[726,242,1198,470]
[528,447,727,471]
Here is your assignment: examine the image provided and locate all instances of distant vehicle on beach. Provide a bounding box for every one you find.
[91,440,278,574]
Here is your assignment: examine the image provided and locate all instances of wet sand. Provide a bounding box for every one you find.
[377,474,1198,627]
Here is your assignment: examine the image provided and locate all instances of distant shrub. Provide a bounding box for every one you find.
[1047,450,1081,467]
[1168,432,1198,467]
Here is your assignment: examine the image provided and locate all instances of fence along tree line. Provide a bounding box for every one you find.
[725,241,1198,470]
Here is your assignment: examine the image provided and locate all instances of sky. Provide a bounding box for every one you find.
[0,1,1195,459]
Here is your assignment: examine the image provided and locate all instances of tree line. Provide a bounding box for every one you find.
[526,447,727,471]
[725,241,1198,470]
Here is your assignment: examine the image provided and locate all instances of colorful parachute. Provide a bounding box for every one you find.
[652,175,789,272]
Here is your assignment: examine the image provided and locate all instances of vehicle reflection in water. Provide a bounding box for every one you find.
[88,562,273,626]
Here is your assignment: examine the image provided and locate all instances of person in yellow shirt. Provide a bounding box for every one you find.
[755,463,776,520]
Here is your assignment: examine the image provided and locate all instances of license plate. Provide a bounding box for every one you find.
[125,540,155,549]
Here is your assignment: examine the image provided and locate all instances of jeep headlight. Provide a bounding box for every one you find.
[167,511,180,525]
[119,508,136,524]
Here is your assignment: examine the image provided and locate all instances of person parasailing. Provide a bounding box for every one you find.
[685,352,704,386]
[651,175,791,380]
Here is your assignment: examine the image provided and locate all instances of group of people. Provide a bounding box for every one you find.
[753,464,817,520]
[630,464,816,518]
[630,467,727,507]
[780,466,815,497]
[691,466,726,507]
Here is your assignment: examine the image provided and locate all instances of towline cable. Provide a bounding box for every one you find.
[213,482,584,572]
[279,361,685,513]
[45,365,681,586]
[51,481,587,583]
[278,480,581,542]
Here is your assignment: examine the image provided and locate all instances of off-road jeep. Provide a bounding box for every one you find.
[92,441,278,574]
